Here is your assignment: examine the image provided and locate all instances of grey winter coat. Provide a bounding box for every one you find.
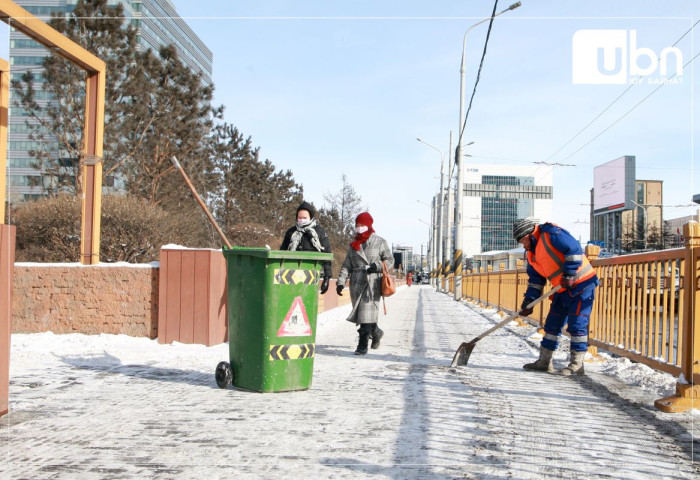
[337,233,394,325]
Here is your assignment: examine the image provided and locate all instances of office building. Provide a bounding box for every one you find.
[459,164,553,255]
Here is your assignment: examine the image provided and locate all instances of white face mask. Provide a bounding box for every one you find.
[297,218,311,227]
[356,226,368,234]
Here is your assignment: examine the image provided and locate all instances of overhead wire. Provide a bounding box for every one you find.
[557,50,699,165]
[458,0,499,146]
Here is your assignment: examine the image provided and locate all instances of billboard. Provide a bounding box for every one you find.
[593,156,635,214]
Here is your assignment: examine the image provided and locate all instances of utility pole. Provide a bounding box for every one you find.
[455,2,521,300]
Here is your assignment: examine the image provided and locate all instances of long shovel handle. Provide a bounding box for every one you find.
[171,156,233,249]
[469,285,562,343]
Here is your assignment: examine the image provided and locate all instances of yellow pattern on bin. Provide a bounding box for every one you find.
[273,268,319,285]
[269,343,315,361]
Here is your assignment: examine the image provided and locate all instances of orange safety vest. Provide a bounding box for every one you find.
[527,224,596,288]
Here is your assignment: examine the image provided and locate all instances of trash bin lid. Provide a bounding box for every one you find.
[222,246,332,261]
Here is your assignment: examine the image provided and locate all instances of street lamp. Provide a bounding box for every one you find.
[417,137,447,283]
[417,201,435,281]
[418,218,432,278]
[631,200,662,250]
[455,1,521,301]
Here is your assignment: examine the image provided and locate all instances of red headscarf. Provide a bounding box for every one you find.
[350,212,375,250]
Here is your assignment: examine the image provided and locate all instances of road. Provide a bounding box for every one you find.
[1,285,698,479]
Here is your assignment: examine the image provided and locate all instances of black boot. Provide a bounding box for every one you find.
[370,323,384,349]
[355,324,371,355]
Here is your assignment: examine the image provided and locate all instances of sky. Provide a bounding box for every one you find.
[2,0,699,256]
[5,285,698,477]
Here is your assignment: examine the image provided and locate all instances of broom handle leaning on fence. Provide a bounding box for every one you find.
[171,156,233,249]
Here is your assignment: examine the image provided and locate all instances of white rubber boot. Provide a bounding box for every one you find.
[523,347,554,372]
[559,350,586,376]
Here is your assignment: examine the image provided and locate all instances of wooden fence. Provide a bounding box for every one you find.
[435,222,699,412]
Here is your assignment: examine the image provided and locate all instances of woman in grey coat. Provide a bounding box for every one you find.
[336,212,394,355]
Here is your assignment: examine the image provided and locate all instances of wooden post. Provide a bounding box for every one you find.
[0,225,15,416]
[585,244,601,357]
[0,59,7,223]
[655,222,700,412]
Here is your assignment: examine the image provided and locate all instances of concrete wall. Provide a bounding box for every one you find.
[12,264,159,338]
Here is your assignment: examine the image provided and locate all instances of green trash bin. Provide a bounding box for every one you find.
[215,247,333,392]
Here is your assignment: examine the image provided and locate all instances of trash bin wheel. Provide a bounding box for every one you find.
[215,361,233,389]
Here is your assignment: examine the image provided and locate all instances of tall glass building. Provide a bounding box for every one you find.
[7,0,213,202]
[460,164,553,255]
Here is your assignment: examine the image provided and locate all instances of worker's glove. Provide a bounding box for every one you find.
[320,277,330,295]
[560,275,576,289]
[367,263,379,274]
[336,284,344,296]
[519,298,535,317]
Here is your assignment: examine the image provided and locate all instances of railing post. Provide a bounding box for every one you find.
[485,265,493,308]
[497,263,505,315]
[513,260,527,326]
[655,222,699,413]
[585,244,601,357]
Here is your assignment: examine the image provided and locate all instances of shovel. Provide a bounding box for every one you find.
[450,285,562,367]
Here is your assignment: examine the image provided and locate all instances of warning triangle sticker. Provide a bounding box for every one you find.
[277,296,313,337]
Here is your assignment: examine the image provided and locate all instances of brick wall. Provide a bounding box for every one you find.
[12,264,159,338]
[10,261,401,342]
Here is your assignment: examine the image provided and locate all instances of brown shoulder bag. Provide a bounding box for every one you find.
[381,261,396,297]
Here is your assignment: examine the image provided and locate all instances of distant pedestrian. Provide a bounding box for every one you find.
[336,212,394,355]
[407,272,413,287]
[513,217,598,375]
[280,201,332,295]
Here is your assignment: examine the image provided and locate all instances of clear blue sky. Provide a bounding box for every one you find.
[171,0,698,253]
[3,0,699,255]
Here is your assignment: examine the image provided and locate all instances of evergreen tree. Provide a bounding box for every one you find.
[212,123,304,245]
[119,44,222,209]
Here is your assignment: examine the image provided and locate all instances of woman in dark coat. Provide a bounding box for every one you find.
[336,212,394,355]
[280,201,332,294]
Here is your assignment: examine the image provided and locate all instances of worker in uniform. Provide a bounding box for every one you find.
[513,217,598,375]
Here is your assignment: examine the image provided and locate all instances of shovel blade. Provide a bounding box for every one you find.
[450,341,477,367]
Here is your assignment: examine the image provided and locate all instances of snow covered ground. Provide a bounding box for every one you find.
[1,285,698,479]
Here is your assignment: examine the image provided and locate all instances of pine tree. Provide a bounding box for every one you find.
[212,123,304,246]
[119,44,223,209]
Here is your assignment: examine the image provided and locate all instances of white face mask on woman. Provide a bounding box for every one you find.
[355,226,368,234]
[297,218,311,227]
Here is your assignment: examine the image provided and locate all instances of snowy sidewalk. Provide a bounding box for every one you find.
[1,285,698,479]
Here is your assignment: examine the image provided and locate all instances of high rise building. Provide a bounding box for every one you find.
[459,164,553,255]
[7,0,213,202]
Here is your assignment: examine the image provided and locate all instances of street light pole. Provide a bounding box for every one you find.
[417,202,435,285]
[418,219,431,278]
[631,201,662,250]
[445,131,454,277]
[417,137,446,291]
[455,1,521,301]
